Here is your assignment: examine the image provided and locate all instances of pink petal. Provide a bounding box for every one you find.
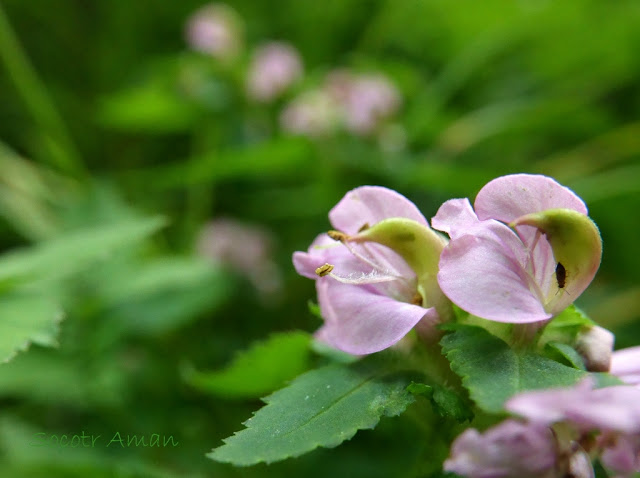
[474,174,588,224]
[444,420,557,478]
[314,279,430,355]
[507,379,640,435]
[292,234,347,279]
[437,234,550,323]
[329,186,428,235]
[431,198,480,240]
[611,346,640,377]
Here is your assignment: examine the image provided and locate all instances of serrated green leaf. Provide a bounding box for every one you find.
[208,362,414,465]
[0,216,166,286]
[0,291,62,363]
[440,325,586,413]
[185,332,312,399]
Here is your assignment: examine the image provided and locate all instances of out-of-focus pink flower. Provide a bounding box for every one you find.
[246,42,303,102]
[611,346,640,386]
[506,379,640,434]
[444,419,558,478]
[326,70,401,135]
[280,89,341,137]
[185,3,242,60]
[196,218,281,298]
[293,186,448,355]
[432,174,601,323]
[506,379,640,477]
[448,380,640,477]
[600,434,640,476]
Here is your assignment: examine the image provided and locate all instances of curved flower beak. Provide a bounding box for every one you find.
[350,217,453,322]
[512,208,602,315]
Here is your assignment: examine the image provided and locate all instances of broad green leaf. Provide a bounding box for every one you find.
[407,382,473,423]
[208,362,414,465]
[440,325,586,413]
[0,216,166,286]
[0,291,62,363]
[185,332,312,399]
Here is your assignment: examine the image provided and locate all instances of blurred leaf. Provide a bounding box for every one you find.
[407,382,473,423]
[99,258,231,336]
[0,216,166,286]
[440,324,585,413]
[131,138,312,189]
[0,291,61,363]
[0,348,122,406]
[0,416,198,478]
[208,362,415,465]
[98,84,198,133]
[185,331,312,399]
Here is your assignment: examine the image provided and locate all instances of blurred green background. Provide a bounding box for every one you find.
[0,1,639,476]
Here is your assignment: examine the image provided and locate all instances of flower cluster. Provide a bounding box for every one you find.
[294,174,602,354]
[292,186,447,354]
[281,70,401,138]
[184,3,402,142]
[446,379,640,477]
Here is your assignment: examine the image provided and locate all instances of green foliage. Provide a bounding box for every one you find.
[0,292,61,363]
[185,331,312,399]
[0,216,166,286]
[209,362,415,465]
[538,305,595,346]
[407,382,474,423]
[440,324,586,413]
[542,342,586,370]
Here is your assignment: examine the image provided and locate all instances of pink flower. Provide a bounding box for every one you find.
[185,3,242,60]
[506,379,640,477]
[280,89,341,137]
[444,420,559,478]
[432,174,602,323]
[292,186,448,355]
[448,380,640,478]
[196,218,281,298]
[611,346,640,386]
[246,42,303,102]
[326,70,401,135]
[506,379,640,434]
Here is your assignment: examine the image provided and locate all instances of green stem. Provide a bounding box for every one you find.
[0,3,86,177]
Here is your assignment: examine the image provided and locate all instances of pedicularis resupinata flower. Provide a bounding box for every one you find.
[432,174,602,323]
[447,379,640,477]
[293,186,451,355]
